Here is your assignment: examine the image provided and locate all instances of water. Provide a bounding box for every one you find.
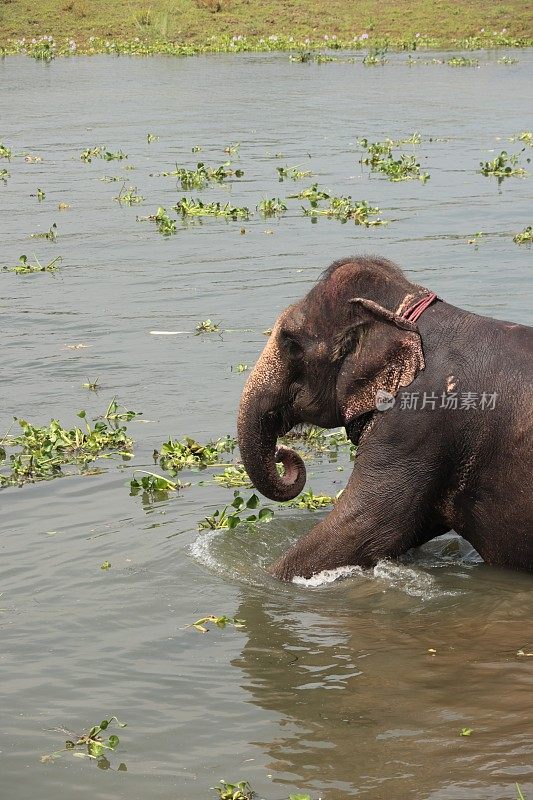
[1,49,532,799]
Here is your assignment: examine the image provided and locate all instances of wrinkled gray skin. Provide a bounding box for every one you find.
[237,256,533,581]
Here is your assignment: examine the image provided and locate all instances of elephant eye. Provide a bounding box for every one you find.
[280,330,304,360]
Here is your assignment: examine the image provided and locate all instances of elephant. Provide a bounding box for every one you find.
[237,256,533,581]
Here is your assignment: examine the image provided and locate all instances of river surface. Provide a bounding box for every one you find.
[1,49,532,800]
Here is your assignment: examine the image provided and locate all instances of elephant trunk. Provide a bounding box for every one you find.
[237,335,306,502]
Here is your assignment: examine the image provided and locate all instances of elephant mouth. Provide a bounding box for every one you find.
[345,410,376,446]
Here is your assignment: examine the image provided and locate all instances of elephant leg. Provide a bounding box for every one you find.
[269,447,448,581]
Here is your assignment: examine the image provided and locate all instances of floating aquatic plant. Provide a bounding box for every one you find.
[303,196,386,225]
[363,45,388,65]
[174,198,249,219]
[0,143,12,159]
[213,780,254,800]
[231,363,249,373]
[41,716,127,765]
[478,150,527,178]
[3,254,61,274]
[129,470,187,499]
[277,165,313,181]
[257,197,287,216]
[195,319,220,335]
[36,187,46,201]
[139,206,177,234]
[161,161,243,188]
[213,464,252,488]
[359,138,429,181]
[30,223,57,241]
[509,131,532,146]
[447,56,478,66]
[156,435,235,473]
[0,407,136,487]
[513,226,533,244]
[188,615,245,633]
[288,183,330,206]
[198,491,273,530]
[114,184,145,205]
[0,168,10,183]
[80,146,128,163]
[146,132,159,143]
[288,489,340,510]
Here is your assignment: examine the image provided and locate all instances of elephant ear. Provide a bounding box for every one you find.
[336,297,425,424]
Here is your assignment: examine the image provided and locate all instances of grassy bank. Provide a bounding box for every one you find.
[0,0,532,56]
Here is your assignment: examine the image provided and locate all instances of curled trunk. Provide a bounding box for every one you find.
[237,335,306,502]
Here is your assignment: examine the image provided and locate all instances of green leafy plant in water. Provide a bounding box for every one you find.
[82,377,100,391]
[103,397,141,422]
[363,45,388,65]
[224,142,240,155]
[3,254,61,274]
[257,197,287,216]
[36,187,46,201]
[195,319,220,335]
[509,131,532,146]
[513,226,533,244]
[101,560,111,570]
[303,196,386,225]
[460,727,473,736]
[188,615,245,633]
[378,153,429,182]
[0,168,10,183]
[498,56,519,64]
[41,716,126,764]
[213,780,254,800]
[478,150,527,178]
[162,161,243,188]
[467,231,484,248]
[359,138,428,181]
[129,470,187,499]
[232,363,249,373]
[81,146,127,163]
[140,206,177,235]
[114,184,144,205]
[288,489,340,510]
[30,223,57,241]
[277,165,313,181]
[516,785,527,800]
[447,56,479,66]
[288,183,330,206]
[198,491,273,530]
[146,132,159,143]
[213,465,252,488]
[174,198,249,219]
[0,408,136,487]
[81,146,102,162]
[156,435,235,473]
[0,143,12,159]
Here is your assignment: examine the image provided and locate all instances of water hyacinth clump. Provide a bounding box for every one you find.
[155,435,235,473]
[478,150,528,179]
[161,161,243,188]
[303,196,387,225]
[174,198,250,219]
[0,407,136,487]
[513,226,533,244]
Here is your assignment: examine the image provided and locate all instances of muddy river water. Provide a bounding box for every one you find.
[1,49,532,799]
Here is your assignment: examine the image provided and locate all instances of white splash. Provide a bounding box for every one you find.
[292,560,459,599]
[293,565,364,587]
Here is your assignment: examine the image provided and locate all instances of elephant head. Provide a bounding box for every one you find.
[237,256,428,501]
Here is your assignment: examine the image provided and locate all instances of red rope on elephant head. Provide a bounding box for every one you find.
[402,292,438,323]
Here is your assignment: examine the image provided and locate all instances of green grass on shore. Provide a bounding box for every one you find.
[0,0,532,56]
